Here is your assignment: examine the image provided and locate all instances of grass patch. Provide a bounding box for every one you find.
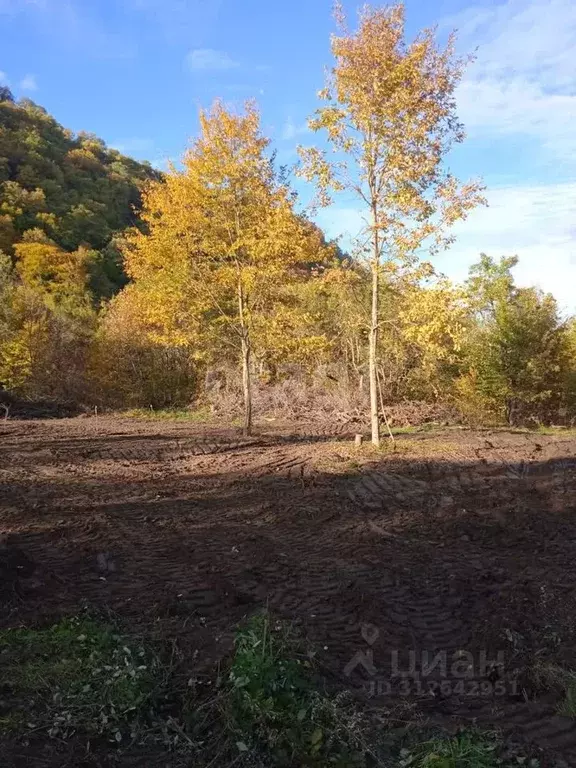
[0,615,162,743]
[399,730,539,768]
[123,407,211,422]
[489,425,576,436]
[535,425,576,436]
[358,437,460,460]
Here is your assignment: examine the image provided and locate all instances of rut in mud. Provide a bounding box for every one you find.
[2,416,576,762]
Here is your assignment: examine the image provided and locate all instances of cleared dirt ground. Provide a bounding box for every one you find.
[2,416,576,764]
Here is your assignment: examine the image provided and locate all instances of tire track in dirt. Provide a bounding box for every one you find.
[243,447,312,480]
[54,437,264,463]
[505,707,576,755]
[459,700,576,757]
[5,419,576,763]
[347,469,431,510]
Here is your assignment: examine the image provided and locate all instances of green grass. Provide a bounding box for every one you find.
[535,425,576,436]
[223,612,368,766]
[399,730,539,768]
[0,615,162,743]
[123,406,212,422]
[489,425,576,436]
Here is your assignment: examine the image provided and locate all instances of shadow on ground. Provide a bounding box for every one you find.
[1,418,576,763]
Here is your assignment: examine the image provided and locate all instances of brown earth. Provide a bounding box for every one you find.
[2,416,576,765]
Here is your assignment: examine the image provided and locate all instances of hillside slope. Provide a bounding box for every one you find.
[0,86,160,297]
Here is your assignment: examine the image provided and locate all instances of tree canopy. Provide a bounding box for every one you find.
[0,88,160,300]
[0,8,575,429]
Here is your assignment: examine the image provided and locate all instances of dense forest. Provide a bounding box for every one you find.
[1,5,575,437]
[0,84,159,298]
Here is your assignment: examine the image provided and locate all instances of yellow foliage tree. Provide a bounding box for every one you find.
[90,285,199,408]
[299,3,485,444]
[14,240,92,305]
[123,100,331,434]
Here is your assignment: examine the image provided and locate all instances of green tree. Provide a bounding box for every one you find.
[460,255,573,424]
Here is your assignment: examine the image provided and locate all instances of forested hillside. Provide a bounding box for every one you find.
[0,85,159,300]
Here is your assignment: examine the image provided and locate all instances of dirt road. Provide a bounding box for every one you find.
[2,416,576,762]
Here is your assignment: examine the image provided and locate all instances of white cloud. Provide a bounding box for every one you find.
[20,73,37,91]
[186,48,238,72]
[315,180,576,312]
[442,182,576,312]
[452,0,576,160]
[0,71,8,85]
[281,117,309,141]
[418,0,576,311]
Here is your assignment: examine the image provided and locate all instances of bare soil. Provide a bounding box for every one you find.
[2,416,576,764]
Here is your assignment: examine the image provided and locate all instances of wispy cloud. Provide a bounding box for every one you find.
[186,48,238,72]
[20,73,37,91]
[321,183,576,311]
[452,0,576,160]
[443,181,576,312]
[436,0,576,310]
[0,71,9,85]
[281,117,309,141]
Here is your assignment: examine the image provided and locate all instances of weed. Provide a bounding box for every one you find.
[0,611,542,767]
[0,615,161,743]
[225,612,368,766]
[533,664,576,717]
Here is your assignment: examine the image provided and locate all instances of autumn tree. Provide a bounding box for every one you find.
[123,100,330,434]
[90,287,198,409]
[299,2,484,444]
[0,240,96,400]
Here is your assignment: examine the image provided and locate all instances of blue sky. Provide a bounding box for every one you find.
[1,0,575,311]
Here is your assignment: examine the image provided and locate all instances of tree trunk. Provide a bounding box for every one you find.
[369,202,380,446]
[369,259,380,446]
[237,276,252,436]
[241,333,252,436]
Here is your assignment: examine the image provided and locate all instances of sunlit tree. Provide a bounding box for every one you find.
[299,2,484,444]
[123,100,331,434]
